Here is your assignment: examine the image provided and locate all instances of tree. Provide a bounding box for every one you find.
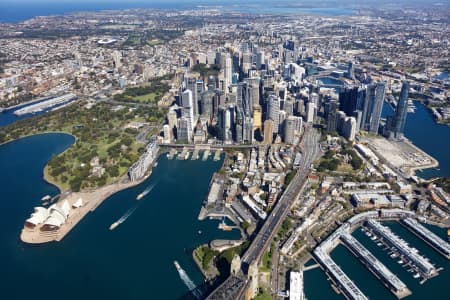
[241,221,250,230]
[69,177,82,192]
[107,165,120,177]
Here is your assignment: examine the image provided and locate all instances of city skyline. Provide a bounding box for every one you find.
[0,3,448,300]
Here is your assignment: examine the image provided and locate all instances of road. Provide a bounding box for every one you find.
[242,126,322,266]
[159,143,258,149]
[205,126,321,300]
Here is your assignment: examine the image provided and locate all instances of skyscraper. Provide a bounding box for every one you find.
[342,117,357,142]
[391,81,409,139]
[306,101,315,123]
[267,95,280,133]
[284,100,294,117]
[181,90,195,131]
[339,86,359,116]
[181,89,193,108]
[184,77,199,116]
[224,55,232,93]
[346,61,355,79]
[284,116,296,145]
[361,82,386,134]
[326,100,339,132]
[217,105,234,142]
[177,117,192,142]
[201,91,215,118]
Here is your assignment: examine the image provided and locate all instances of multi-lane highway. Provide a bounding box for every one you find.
[242,126,322,265]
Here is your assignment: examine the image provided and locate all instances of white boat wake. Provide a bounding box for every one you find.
[118,205,138,223]
[136,183,156,200]
[176,263,202,299]
[110,205,139,230]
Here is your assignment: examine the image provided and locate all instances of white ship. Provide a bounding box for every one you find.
[109,221,120,230]
[136,184,154,200]
[174,260,181,271]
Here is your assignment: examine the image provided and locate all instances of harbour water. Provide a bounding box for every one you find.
[0,133,239,300]
[382,101,450,179]
[305,222,450,300]
[0,98,67,127]
[0,0,356,23]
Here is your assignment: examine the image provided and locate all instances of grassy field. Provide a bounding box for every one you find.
[0,101,165,192]
[113,75,171,105]
[130,92,159,103]
[147,39,161,46]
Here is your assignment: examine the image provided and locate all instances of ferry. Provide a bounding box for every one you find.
[413,273,421,279]
[136,193,145,200]
[109,221,120,230]
[174,260,181,271]
[447,228,450,242]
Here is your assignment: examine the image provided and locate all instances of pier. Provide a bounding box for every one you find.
[314,229,369,300]
[177,148,189,160]
[167,148,177,159]
[365,220,438,281]
[314,248,368,300]
[13,93,77,116]
[213,149,222,161]
[401,218,450,259]
[202,149,210,161]
[341,233,411,299]
[191,149,200,160]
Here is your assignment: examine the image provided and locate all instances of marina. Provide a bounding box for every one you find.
[400,218,450,259]
[365,220,439,283]
[341,233,411,299]
[312,209,447,299]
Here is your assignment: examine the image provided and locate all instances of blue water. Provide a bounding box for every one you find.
[435,71,450,81]
[0,0,356,23]
[0,99,71,127]
[382,101,450,179]
[0,133,239,299]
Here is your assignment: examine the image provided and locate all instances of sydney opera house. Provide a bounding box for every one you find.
[24,198,83,231]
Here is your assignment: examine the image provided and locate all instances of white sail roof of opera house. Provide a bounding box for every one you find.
[72,198,83,208]
[44,215,65,227]
[26,207,49,225]
[44,201,71,227]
